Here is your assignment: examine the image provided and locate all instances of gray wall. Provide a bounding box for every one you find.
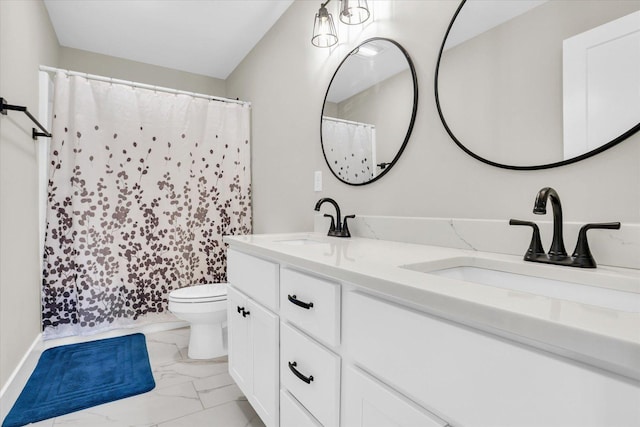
[0,0,59,388]
[439,0,640,165]
[227,0,640,234]
[60,47,227,97]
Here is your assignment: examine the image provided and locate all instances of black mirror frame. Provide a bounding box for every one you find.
[321,37,418,185]
[434,0,640,171]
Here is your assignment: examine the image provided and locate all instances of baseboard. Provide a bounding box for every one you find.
[0,333,43,423]
[0,320,188,424]
[42,320,189,349]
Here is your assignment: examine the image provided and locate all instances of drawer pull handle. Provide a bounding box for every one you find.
[288,361,314,384]
[288,294,314,310]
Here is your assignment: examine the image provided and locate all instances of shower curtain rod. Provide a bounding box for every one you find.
[322,115,375,128]
[39,66,251,107]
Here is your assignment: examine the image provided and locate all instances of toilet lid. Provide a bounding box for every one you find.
[169,284,227,302]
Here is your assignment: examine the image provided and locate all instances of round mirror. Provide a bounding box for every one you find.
[436,0,640,170]
[321,38,418,185]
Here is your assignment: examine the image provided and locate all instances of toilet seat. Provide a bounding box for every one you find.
[169,284,227,303]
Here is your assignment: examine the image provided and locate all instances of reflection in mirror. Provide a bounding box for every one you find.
[322,38,417,185]
[436,0,640,169]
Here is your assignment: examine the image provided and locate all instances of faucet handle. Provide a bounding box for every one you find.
[341,215,355,238]
[571,222,621,268]
[509,219,545,260]
[323,214,336,233]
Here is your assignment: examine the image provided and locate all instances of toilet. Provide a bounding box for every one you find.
[168,283,228,359]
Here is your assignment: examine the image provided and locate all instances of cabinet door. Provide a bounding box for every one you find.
[343,366,448,427]
[344,291,640,427]
[227,286,251,393]
[248,298,280,427]
[280,389,322,427]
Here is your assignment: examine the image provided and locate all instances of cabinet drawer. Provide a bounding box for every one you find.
[280,322,340,427]
[344,366,448,427]
[280,389,322,427]
[227,249,279,311]
[344,291,640,427]
[280,267,340,347]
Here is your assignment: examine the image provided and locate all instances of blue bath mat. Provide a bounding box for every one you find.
[2,333,155,427]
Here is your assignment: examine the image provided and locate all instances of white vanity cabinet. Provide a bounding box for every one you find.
[343,290,640,427]
[226,243,640,427]
[227,250,280,427]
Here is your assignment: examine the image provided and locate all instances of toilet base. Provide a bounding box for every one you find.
[187,322,226,359]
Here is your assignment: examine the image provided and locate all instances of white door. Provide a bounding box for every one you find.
[563,10,640,159]
[227,286,251,393]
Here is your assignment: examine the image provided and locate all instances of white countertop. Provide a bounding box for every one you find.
[224,232,640,380]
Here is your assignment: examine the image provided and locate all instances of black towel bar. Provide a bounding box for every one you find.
[0,97,52,140]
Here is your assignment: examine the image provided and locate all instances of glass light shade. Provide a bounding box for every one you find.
[312,5,338,48]
[339,0,370,25]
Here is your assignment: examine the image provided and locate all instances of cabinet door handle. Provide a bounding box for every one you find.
[237,306,244,315]
[288,361,314,384]
[242,310,250,317]
[288,294,314,310]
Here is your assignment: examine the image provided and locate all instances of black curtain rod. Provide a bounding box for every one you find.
[0,97,52,140]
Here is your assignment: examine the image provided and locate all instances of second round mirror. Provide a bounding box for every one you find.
[321,38,418,185]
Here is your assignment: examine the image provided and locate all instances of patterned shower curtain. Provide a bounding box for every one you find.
[322,117,376,183]
[42,72,251,339]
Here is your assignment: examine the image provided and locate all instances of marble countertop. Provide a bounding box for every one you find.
[224,232,640,380]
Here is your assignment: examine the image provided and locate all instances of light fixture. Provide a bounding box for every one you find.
[312,1,338,48]
[354,41,383,57]
[339,0,370,25]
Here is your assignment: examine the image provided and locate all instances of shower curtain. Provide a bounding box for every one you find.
[322,117,376,183]
[41,72,251,338]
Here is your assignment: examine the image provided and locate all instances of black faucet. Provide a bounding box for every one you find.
[533,187,568,260]
[510,187,620,268]
[314,198,355,238]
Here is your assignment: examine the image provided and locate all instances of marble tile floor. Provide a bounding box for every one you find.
[28,328,265,427]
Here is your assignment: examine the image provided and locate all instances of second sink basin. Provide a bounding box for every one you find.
[401,258,640,313]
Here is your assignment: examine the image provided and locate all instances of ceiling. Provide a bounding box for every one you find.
[44,0,294,80]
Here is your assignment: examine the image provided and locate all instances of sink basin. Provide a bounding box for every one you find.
[276,238,325,246]
[402,259,640,313]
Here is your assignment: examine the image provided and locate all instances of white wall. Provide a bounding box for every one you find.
[0,0,59,388]
[227,0,640,234]
[59,47,227,97]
